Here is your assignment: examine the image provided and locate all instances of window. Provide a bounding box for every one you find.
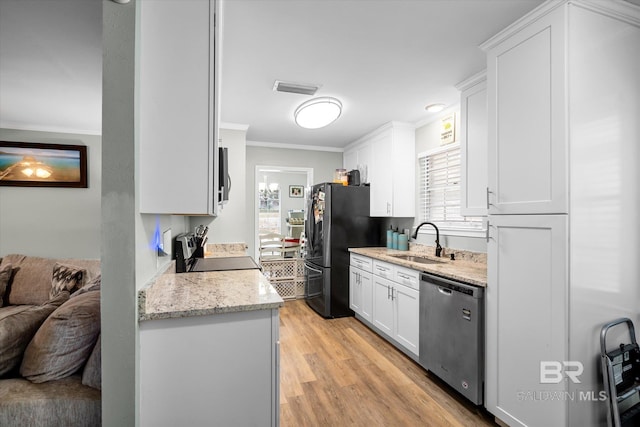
[258,182,281,234]
[419,143,483,234]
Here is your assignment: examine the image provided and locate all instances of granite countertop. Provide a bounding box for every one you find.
[139,253,284,321]
[349,246,487,287]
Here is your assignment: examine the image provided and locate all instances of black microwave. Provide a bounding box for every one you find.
[218,146,230,204]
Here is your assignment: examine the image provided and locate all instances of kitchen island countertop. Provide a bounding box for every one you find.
[349,246,487,287]
[138,260,284,321]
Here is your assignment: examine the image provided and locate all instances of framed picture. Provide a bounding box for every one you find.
[289,185,304,198]
[0,141,88,188]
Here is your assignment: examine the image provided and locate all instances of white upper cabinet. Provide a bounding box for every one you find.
[484,6,567,215]
[344,122,415,217]
[456,71,488,217]
[138,0,220,215]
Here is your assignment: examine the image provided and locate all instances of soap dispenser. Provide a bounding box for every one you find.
[392,228,399,250]
[386,225,394,249]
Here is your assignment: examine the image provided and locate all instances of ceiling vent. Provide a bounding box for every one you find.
[273,80,319,96]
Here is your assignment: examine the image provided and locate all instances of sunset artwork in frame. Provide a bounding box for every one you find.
[0,141,88,188]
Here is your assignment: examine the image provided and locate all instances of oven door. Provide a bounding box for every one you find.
[304,261,330,317]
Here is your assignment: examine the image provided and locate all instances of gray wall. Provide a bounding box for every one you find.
[102,1,137,425]
[0,128,101,258]
[413,106,487,253]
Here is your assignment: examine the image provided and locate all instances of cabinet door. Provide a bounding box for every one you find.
[139,0,218,215]
[389,125,415,217]
[360,270,373,323]
[486,7,567,215]
[459,74,488,217]
[372,275,394,336]
[343,149,358,172]
[486,214,567,427]
[369,130,393,216]
[349,266,362,315]
[393,283,419,356]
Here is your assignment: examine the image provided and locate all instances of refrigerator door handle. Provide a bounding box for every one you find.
[304,262,323,275]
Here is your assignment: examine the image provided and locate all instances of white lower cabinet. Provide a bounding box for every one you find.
[349,254,374,323]
[393,278,419,355]
[370,260,420,357]
[140,309,280,427]
[349,266,373,323]
[486,214,567,427]
[350,254,420,357]
[372,275,394,336]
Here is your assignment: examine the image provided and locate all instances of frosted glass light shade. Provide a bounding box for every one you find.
[294,97,342,129]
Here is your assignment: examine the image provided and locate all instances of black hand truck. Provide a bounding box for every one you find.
[601,318,640,427]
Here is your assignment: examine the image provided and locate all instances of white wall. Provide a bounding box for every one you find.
[0,128,101,259]
[413,107,487,253]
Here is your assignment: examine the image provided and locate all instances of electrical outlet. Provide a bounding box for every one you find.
[161,229,172,256]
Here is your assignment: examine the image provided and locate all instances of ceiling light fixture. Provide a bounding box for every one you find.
[294,97,342,129]
[425,103,445,113]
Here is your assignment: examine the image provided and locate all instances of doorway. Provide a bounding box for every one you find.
[254,165,313,260]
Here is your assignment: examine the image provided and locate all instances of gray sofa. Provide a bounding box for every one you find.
[0,254,102,427]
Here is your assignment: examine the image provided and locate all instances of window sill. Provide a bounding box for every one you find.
[416,226,486,239]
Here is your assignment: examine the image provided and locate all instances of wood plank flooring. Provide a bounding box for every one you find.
[279,299,497,427]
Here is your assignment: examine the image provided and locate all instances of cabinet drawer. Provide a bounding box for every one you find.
[373,260,394,279]
[350,254,372,272]
[394,266,420,291]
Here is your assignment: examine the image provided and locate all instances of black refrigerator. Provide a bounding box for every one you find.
[304,183,381,318]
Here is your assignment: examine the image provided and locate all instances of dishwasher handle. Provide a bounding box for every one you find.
[438,287,453,296]
[420,272,484,299]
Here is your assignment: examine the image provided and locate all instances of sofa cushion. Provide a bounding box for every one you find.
[0,263,11,306]
[0,294,68,377]
[21,290,101,383]
[50,263,87,299]
[82,334,101,390]
[0,375,101,427]
[0,255,100,306]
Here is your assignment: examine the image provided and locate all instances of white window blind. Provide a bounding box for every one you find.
[419,143,482,230]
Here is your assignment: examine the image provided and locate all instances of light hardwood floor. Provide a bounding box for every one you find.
[279,299,497,426]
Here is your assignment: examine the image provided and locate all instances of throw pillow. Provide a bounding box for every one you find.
[0,294,68,376]
[50,262,88,299]
[0,263,11,306]
[82,334,101,390]
[71,274,101,298]
[21,289,100,383]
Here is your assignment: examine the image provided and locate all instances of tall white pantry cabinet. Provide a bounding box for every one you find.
[482,1,640,426]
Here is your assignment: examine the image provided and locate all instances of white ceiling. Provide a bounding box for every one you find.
[0,0,547,147]
[0,0,102,135]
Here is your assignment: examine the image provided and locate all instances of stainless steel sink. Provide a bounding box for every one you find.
[389,254,444,265]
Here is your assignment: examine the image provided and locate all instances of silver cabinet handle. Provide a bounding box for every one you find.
[387,285,391,299]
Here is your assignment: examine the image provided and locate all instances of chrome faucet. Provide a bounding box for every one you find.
[411,222,442,257]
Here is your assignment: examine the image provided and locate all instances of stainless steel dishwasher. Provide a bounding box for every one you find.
[419,272,484,405]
